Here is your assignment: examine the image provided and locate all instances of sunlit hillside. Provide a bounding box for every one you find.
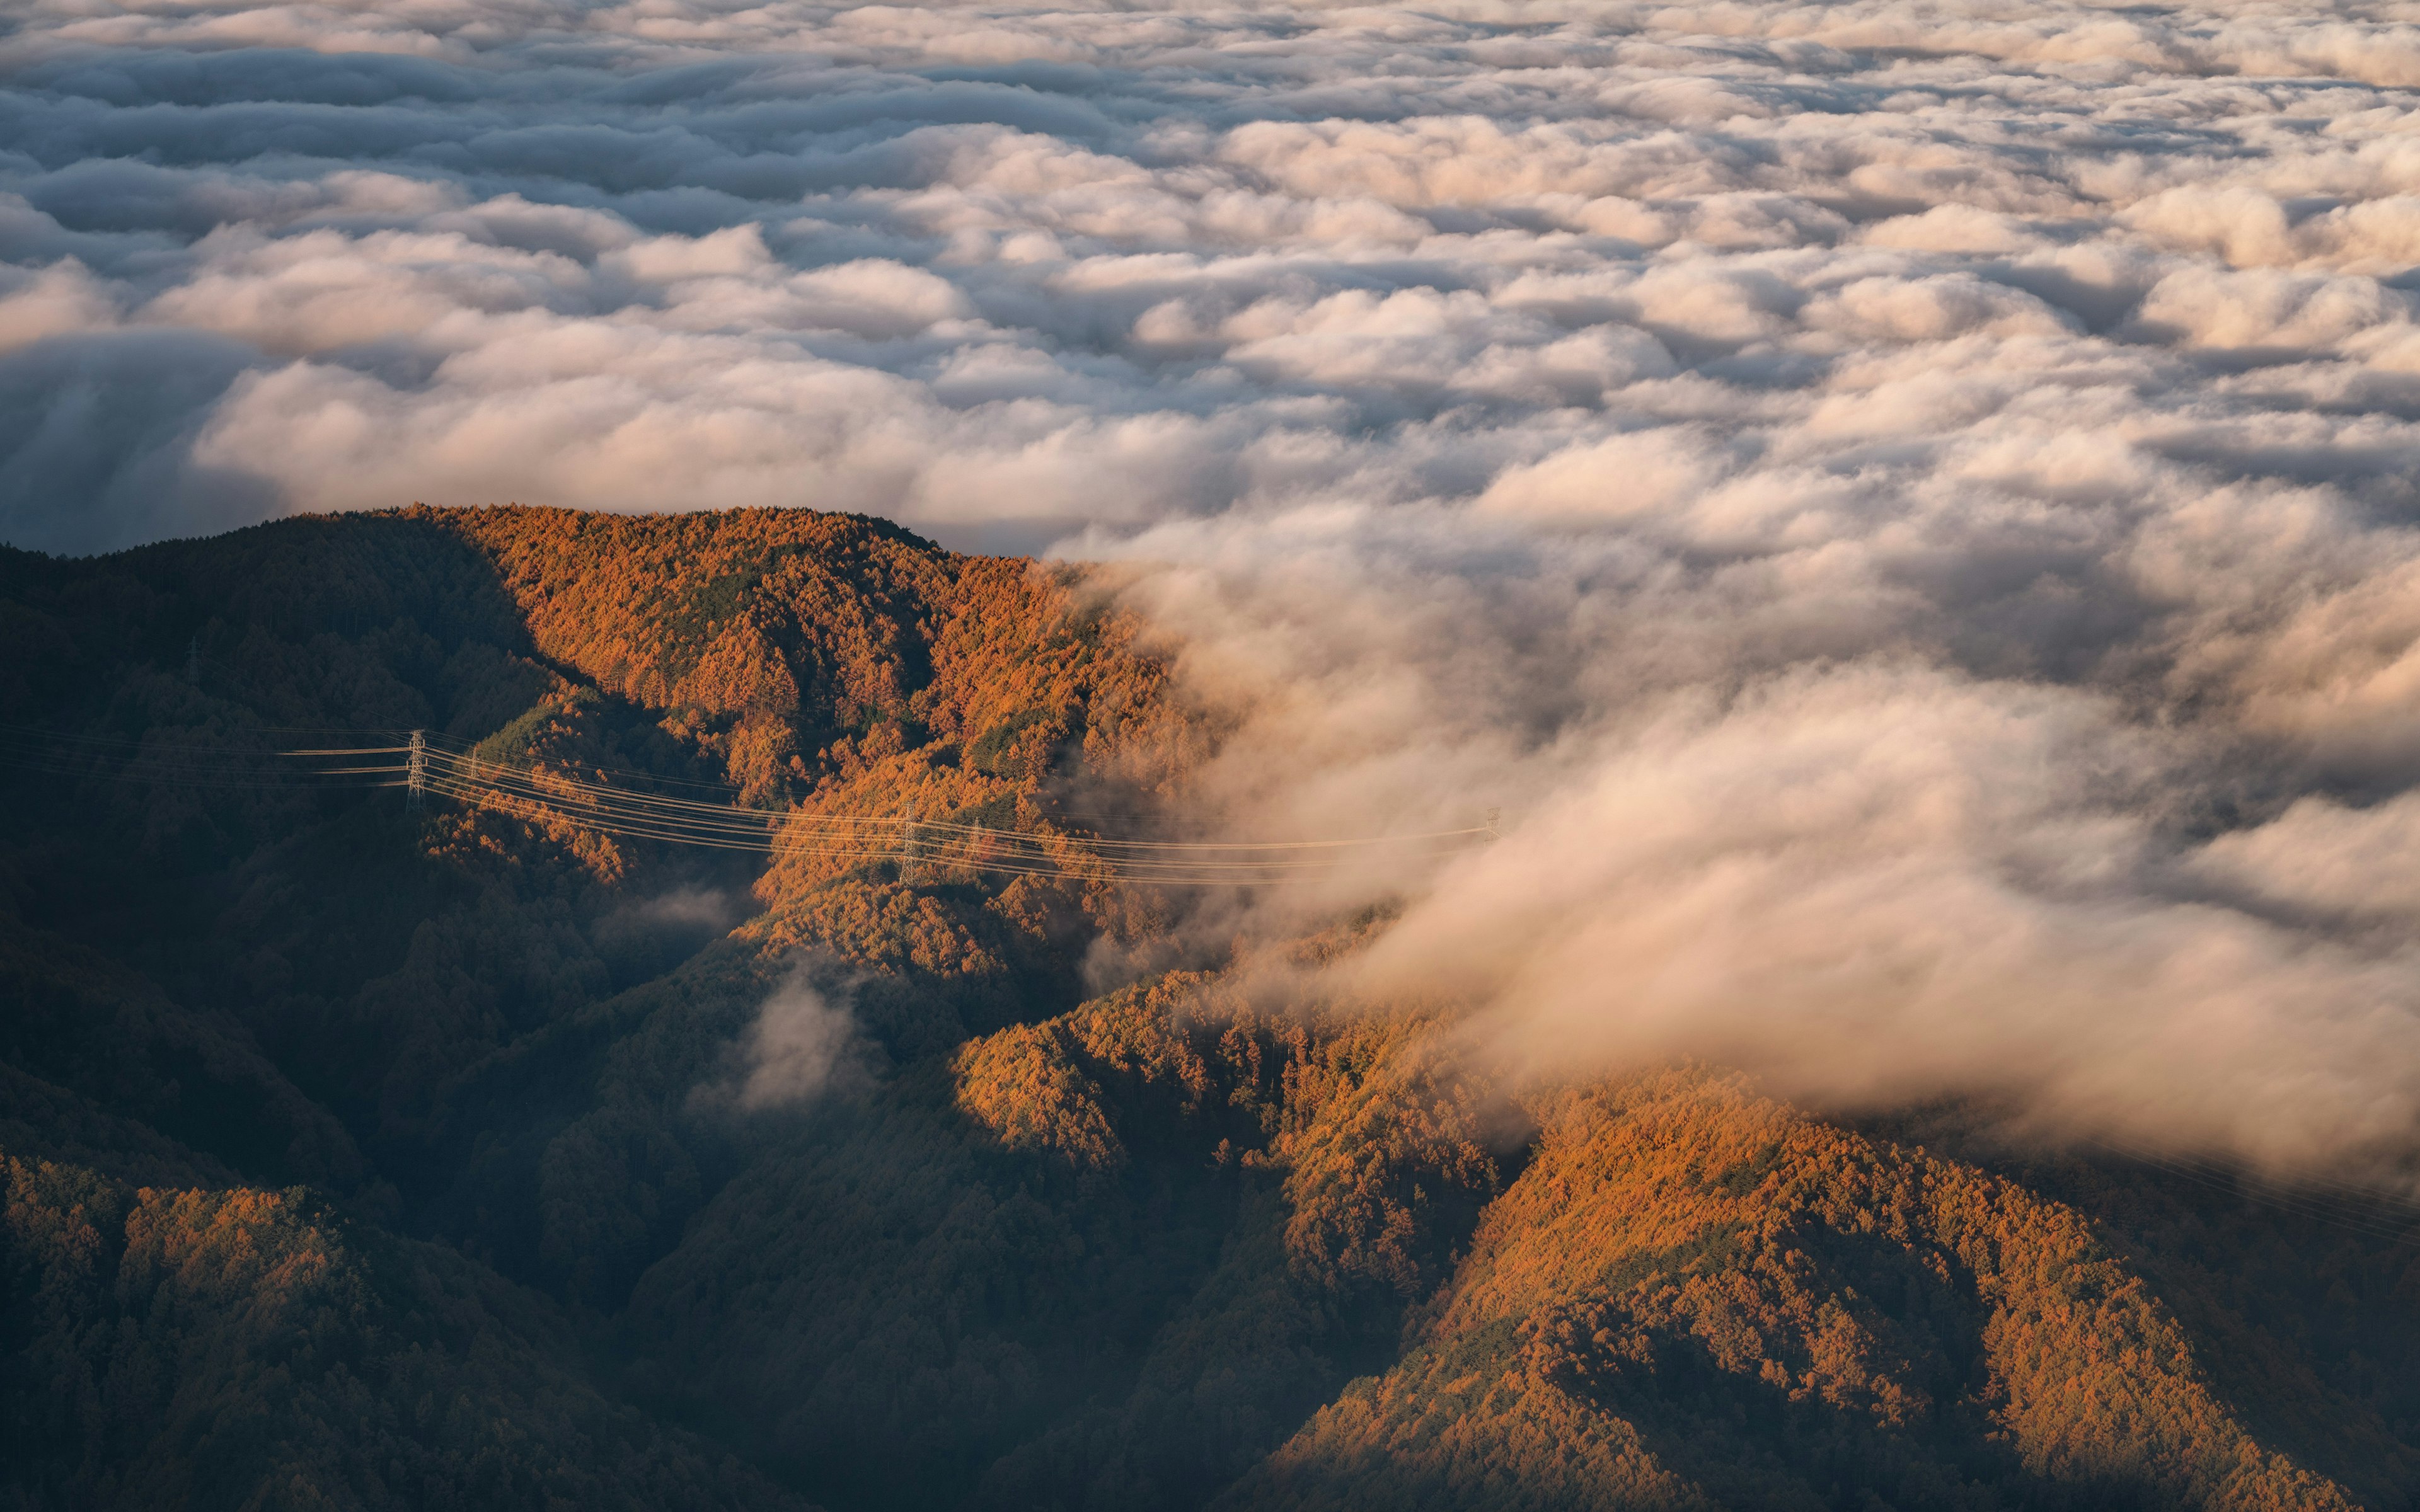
[4,508,2417,1511]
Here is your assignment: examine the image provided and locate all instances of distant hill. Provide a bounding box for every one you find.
[2,506,2414,1511]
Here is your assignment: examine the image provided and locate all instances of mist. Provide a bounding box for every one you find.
[705,967,867,1113]
[18,1,2420,1176]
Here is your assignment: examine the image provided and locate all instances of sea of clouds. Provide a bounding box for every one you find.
[20,0,2420,1179]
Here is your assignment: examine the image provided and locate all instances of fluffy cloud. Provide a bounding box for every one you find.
[18,0,2420,1180]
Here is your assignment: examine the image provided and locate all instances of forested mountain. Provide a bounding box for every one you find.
[3,507,2418,1512]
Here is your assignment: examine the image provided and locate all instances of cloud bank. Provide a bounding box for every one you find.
[20,0,2420,1178]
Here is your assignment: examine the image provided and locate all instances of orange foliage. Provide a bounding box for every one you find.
[9,505,2419,1512]
[1246,1067,2361,1511]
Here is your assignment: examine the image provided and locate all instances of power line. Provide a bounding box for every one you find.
[405,742,1487,885]
[0,721,1493,886]
[0,725,407,791]
[2082,1134,2420,1247]
[414,727,771,796]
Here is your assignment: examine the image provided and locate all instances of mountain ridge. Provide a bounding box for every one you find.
[3,505,2416,1512]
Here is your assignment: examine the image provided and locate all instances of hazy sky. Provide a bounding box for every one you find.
[21,0,2420,1177]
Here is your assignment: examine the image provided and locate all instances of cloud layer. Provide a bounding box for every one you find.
[21,0,2420,1178]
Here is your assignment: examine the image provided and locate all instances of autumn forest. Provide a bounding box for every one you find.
[4,507,2420,1512]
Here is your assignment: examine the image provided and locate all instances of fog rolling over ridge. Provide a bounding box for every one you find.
[19,0,2420,1178]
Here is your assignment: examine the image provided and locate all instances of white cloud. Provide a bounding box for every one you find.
[22,0,2420,1183]
[731,970,865,1111]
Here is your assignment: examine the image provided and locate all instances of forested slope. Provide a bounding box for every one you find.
[2,507,2416,1511]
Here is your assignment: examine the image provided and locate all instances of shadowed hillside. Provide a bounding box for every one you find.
[3,507,2417,1512]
